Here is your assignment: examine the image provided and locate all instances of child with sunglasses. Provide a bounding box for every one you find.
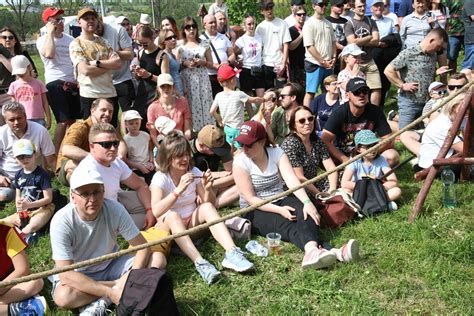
[0,139,54,244]
[341,129,401,209]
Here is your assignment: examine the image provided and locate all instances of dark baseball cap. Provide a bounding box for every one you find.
[346,78,370,92]
[331,0,345,6]
[291,0,306,5]
[235,121,267,146]
[260,0,275,10]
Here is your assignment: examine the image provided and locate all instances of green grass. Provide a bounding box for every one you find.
[2,55,472,315]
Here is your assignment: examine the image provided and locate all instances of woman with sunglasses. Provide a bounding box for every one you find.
[281,106,338,194]
[133,25,170,129]
[177,17,214,131]
[235,15,265,100]
[150,131,254,284]
[251,88,279,143]
[233,120,360,270]
[158,29,184,97]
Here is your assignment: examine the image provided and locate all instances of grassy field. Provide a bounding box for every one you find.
[1,55,472,315]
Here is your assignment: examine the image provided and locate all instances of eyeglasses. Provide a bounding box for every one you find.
[448,84,464,90]
[297,116,315,124]
[295,12,306,16]
[184,24,197,30]
[352,88,370,96]
[73,190,104,200]
[93,140,120,149]
[16,154,33,160]
[279,94,291,99]
[433,89,448,96]
[136,42,148,48]
[0,35,14,40]
[50,17,65,24]
[165,35,177,41]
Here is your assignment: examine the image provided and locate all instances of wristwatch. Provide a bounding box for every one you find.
[95,60,101,68]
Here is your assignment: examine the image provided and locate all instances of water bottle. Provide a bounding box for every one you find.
[441,168,456,209]
[245,240,268,257]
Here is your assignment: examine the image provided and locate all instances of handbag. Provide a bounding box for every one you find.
[315,189,362,228]
[225,216,251,240]
[250,66,264,77]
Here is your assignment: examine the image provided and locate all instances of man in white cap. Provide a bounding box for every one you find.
[116,16,133,38]
[37,6,80,154]
[69,7,121,126]
[50,169,166,314]
[72,122,155,230]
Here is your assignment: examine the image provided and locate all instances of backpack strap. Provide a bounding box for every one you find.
[202,32,221,64]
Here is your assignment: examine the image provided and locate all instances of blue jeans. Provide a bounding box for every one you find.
[397,94,424,129]
[447,35,464,61]
[461,43,474,70]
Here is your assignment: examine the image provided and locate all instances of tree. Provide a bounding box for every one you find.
[54,0,89,17]
[5,0,34,41]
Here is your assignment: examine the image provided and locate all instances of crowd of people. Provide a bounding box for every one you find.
[0,0,472,314]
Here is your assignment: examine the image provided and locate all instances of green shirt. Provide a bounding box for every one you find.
[443,0,465,35]
[270,107,289,145]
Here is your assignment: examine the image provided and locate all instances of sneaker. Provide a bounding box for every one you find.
[388,201,398,211]
[10,295,49,316]
[410,157,419,167]
[195,258,221,284]
[222,247,255,272]
[302,247,337,269]
[79,298,111,316]
[332,239,360,263]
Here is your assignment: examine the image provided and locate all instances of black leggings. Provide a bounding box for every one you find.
[244,195,324,250]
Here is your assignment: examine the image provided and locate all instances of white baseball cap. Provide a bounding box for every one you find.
[11,55,31,75]
[116,16,129,24]
[13,139,36,157]
[140,13,152,25]
[340,44,366,58]
[70,169,104,190]
[154,116,176,135]
[157,73,174,87]
[428,81,445,92]
[123,110,142,121]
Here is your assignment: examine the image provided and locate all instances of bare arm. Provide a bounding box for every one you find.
[322,157,338,192]
[196,170,216,205]
[289,33,303,51]
[17,188,53,210]
[292,166,320,195]
[346,33,373,47]
[45,154,57,172]
[62,144,89,161]
[209,102,223,127]
[41,93,52,130]
[341,166,356,191]
[116,46,133,61]
[366,31,380,47]
[127,233,152,269]
[321,130,348,163]
[39,23,56,59]
[150,184,178,218]
[226,46,236,64]
[0,250,31,295]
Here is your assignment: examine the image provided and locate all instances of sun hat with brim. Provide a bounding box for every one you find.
[42,7,64,24]
[354,129,380,146]
[13,139,36,157]
[11,55,31,76]
[70,169,104,190]
[157,73,174,87]
[235,121,267,146]
[155,116,176,135]
[340,44,366,58]
[123,110,142,121]
[428,81,445,92]
[77,7,98,20]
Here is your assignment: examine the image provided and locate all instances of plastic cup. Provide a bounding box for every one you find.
[266,232,282,255]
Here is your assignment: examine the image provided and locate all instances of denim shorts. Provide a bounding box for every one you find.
[397,94,425,129]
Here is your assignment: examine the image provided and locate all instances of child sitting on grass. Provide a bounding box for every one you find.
[341,130,401,210]
[122,110,155,185]
[210,64,265,150]
[0,223,48,315]
[7,55,51,129]
[0,139,54,244]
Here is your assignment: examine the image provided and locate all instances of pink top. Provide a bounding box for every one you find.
[8,78,48,119]
[147,97,192,132]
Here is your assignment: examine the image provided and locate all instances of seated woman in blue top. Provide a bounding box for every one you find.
[233,120,360,270]
[309,75,340,135]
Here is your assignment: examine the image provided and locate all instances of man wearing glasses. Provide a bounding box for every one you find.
[72,122,155,230]
[37,7,80,155]
[326,0,349,74]
[321,78,399,167]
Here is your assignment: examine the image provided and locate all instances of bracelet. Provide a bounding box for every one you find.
[172,190,180,198]
[145,207,152,213]
[303,198,312,205]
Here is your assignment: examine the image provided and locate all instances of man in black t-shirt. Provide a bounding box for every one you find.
[288,6,307,85]
[191,125,238,207]
[321,78,399,166]
[326,0,348,74]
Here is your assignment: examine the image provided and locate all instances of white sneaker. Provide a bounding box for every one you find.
[388,201,398,211]
[331,239,361,263]
[79,298,111,316]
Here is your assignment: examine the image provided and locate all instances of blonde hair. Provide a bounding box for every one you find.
[441,93,465,118]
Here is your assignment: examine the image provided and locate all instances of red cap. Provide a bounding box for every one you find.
[217,64,241,82]
[235,121,267,146]
[42,7,64,24]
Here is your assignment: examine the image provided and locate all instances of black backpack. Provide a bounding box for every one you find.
[353,177,390,216]
[117,268,179,316]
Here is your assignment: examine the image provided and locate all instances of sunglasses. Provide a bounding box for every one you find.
[240,141,257,149]
[16,154,33,160]
[295,12,306,16]
[352,88,370,96]
[448,84,464,90]
[270,96,277,102]
[184,24,197,30]
[50,17,65,24]
[165,35,177,41]
[73,190,104,200]
[279,93,291,99]
[93,140,120,149]
[0,35,14,40]
[297,116,315,124]
[433,89,448,96]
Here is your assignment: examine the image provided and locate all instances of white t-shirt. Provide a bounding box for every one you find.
[124,131,150,166]
[0,121,55,179]
[256,18,291,67]
[234,147,285,208]
[36,33,76,84]
[200,32,232,75]
[302,16,336,66]
[50,198,139,274]
[101,23,133,84]
[235,33,263,68]
[419,114,461,168]
[74,154,133,200]
[212,90,249,128]
[150,167,203,219]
